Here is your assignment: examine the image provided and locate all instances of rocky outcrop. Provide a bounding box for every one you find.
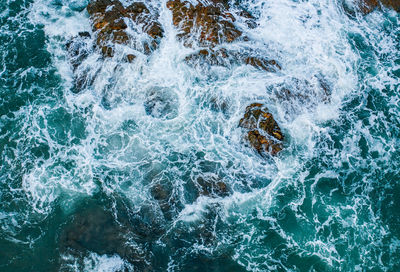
[239,103,284,156]
[167,0,280,72]
[357,0,400,13]
[65,1,165,91]
[87,0,163,57]
[382,0,400,11]
[166,0,242,47]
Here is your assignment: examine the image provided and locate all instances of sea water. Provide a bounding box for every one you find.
[0,0,399,271]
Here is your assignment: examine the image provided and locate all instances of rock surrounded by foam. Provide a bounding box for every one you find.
[166,0,242,47]
[167,0,281,72]
[87,0,164,57]
[239,103,284,156]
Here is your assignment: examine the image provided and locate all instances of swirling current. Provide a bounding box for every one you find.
[0,0,399,271]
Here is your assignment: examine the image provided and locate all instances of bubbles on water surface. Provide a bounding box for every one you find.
[0,0,399,270]
[144,86,180,120]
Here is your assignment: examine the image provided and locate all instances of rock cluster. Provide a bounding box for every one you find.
[65,0,286,155]
[87,0,163,57]
[239,103,284,156]
[166,0,242,47]
[166,0,281,72]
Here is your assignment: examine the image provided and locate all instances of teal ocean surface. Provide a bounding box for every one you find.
[0,0,399,271]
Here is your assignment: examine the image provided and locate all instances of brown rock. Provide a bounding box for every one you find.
[126,54,136,63]
[101,45,114,57]
[381,0,400,11]
[357,0,379,13]
[244,57,282,72]
[87,0,164,57]
[167,0,279,71]
[166,0,242,48]
[239,103,284,155]
[357,0,400,13]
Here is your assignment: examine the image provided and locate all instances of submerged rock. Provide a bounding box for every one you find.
[239,103,284,156]
[272,77,331,112]
[149,180,184,221]
[87,0,163,57]
[196,176,230,198]
[58,198,171,271]
[144,87,180,120]
[59,204,146,265]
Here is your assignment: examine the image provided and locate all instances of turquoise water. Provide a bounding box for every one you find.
[0,0,399,271]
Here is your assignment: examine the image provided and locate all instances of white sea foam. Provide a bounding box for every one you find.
[25,0,359,231]
[62,253,133,272]
[18,0,400,270]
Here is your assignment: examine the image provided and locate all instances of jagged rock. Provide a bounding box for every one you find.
[381,0,400,11]
[166,1,280,71]
[356,0,379,13]
[239,103,284,156]
[357,0,400,13]
[166,0,242,48]
[184,48,281,72]
[87,0,164,57]
[65,1,164,92]
[244,56,281,72]
[126,53,136,63]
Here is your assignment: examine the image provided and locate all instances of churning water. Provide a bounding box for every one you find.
[0,0,399,271]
